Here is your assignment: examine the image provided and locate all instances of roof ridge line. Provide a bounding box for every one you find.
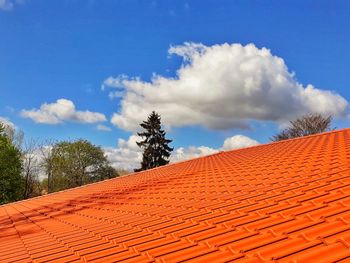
[1,128,348,208]
[142,128,349,171]
[221,128,350,154]
[62,128,350,186]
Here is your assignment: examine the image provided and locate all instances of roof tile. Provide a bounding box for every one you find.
[2,129,350,262]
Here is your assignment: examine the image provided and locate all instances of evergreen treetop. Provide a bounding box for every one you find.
[135,111,173,171]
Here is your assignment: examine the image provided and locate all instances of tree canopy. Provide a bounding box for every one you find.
[0,122,120,202]
[44,139,118,192]
[135,111,173,171]
[272,114,333,141]
[0,123,23,204]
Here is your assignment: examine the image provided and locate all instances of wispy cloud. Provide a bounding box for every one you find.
[97,124,112,132]
[0,0,23,11]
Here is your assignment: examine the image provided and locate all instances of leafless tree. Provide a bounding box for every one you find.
[39,140,55,193]
[3,124,41,199]
[21,139,41,199]
[271,114,333,142]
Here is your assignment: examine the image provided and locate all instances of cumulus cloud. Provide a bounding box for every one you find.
[0,116,15,129]
[170,146,218,163]
[104,135,143,171]
[171,134,259,162]
[105,134,259,170]
[104,42,348,131]
[21,99,106,124]
[0,116,17,138]
[221,135,259,150]
[102,75,128,99]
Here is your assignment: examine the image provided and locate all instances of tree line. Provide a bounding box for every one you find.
[0,124,120,204]
[0,112,333,204]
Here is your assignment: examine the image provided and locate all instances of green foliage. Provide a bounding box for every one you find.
[40,178,48,195]
[116,169,131,176]
[46,139,118,192]
[95,165,118,182]
[135,111,173,171]
[0,123,24,204]
[272,114,333,142]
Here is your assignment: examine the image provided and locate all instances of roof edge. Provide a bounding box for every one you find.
[1,128,349,208]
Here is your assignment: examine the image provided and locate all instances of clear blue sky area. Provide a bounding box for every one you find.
[1,0,350,150]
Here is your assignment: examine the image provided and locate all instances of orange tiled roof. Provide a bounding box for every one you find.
[2,129,350,262]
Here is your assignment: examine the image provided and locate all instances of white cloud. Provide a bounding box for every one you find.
[221,135,259,151]
[170,146,218,163]
[0,116,17,139]
[0,116,15,129]
[21,98,106,124]
[97,124,112,132]
[105,134,259,170]
[171,134,259,162]
[22,145,52,181]
[104,42,348,131]
[102,75,128,99]
[104,135,142,171]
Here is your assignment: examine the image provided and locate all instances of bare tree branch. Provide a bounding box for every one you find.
[271,114,333,142]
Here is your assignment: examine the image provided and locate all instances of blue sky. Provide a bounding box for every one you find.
[1,0,350,169]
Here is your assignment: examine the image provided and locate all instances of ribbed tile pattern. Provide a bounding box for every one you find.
[2,129,350,262]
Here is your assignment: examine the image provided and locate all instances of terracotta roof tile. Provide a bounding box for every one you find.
[2,129,350,262]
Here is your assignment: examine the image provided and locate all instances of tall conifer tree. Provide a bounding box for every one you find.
[135,111,173,171]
